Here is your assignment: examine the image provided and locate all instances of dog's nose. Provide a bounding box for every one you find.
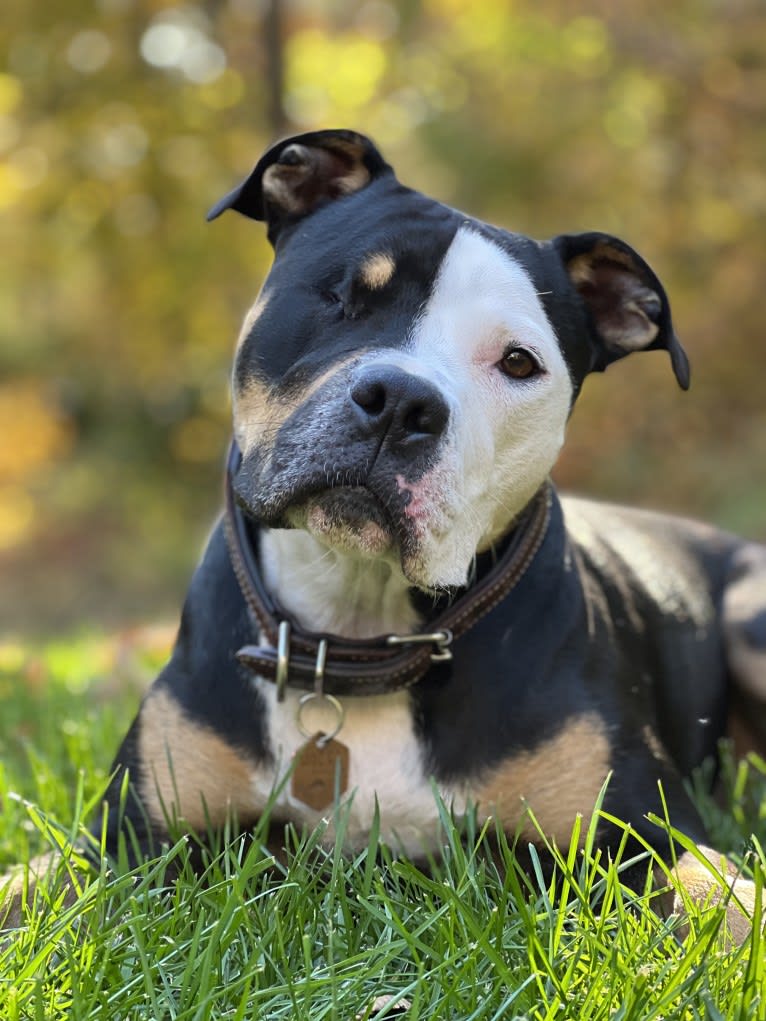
[349,364,449,446]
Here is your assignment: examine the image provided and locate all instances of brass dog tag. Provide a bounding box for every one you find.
[291,733,350,811]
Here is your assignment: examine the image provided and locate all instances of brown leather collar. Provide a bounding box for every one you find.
[224,441,551,698]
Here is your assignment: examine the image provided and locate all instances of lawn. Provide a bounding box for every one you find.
[1,633,765,1020]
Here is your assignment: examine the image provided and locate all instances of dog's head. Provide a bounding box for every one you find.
[209,130,689,591]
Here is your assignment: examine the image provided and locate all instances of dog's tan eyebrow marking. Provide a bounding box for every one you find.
[471,712,610,847]
[359,252,396,290]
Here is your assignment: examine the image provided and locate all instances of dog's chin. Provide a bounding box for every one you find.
[286,488,397,560]
[277,488,475,591]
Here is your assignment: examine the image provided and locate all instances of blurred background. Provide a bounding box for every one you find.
[1,0,765,638]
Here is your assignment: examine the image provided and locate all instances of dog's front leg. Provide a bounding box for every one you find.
[656,845,762,946]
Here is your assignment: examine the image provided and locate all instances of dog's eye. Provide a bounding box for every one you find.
[499,347,541,380]
[321,289,358,318]
[320,288,365,321]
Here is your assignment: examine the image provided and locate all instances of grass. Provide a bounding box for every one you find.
[1,633,765,1020]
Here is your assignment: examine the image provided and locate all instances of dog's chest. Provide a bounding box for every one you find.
[249,680,462,855]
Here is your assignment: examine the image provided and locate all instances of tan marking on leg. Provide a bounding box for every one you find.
[359,252,396,290]
[723,543,766,701]
[656,846,761,946]
[726,705,765,760]
[470,713,610,846]
[727,641,766,711]
[723,549,766,756]
[137,688,257,830]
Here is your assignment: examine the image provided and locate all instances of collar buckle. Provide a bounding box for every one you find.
[386,628,453,663]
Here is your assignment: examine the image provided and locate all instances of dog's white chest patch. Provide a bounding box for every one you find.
[248,680,462,855]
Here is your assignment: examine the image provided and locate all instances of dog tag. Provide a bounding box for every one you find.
[291,732,350,811]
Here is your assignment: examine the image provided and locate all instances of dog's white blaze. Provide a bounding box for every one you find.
[403,226,573,585]
[249,682,463,855]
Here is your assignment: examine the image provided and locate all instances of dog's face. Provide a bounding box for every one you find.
[210,130,689,591]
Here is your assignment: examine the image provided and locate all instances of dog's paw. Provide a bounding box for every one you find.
[355,995,412,1020]
[0,866,28,932]
[0,851,79,933]
[657,845,762,947]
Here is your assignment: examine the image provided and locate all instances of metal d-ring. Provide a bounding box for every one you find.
[296,638,343,744]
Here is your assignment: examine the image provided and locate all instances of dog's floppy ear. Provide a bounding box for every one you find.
[207,129,392,242]
[554,232,690,389]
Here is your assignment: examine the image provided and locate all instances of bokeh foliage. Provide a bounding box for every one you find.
[1,0,765,634]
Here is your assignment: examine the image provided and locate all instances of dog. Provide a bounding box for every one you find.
[6,129,766,940]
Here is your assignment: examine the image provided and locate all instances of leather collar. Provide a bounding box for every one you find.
[223,440,551,698]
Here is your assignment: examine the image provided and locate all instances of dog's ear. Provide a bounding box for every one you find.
[554,232,690,389]
[206,129,392,242]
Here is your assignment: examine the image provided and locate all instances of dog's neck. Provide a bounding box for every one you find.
[258,528,423,640]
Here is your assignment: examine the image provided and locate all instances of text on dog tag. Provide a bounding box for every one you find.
[291,733,350,811]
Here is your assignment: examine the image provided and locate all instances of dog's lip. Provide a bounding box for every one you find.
[233,469,413,550]
[292,485,401,557]
[237,471,390,527]
[292,484,392,530]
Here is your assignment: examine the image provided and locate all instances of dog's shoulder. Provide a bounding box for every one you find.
[560,493,744,597]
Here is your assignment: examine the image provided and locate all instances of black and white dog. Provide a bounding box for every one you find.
[8,130,766,938]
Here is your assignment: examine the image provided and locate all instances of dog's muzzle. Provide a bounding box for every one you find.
[232,363,451,549]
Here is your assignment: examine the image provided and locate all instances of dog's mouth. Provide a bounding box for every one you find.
[285,487,398,558]
[233,455,427,568]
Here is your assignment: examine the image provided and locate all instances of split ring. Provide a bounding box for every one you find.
[296,691,345,744]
